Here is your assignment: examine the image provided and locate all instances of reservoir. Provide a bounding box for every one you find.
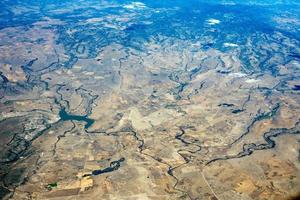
[59,108,94,129]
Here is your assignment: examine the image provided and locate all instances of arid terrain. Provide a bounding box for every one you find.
[0,0,300,200]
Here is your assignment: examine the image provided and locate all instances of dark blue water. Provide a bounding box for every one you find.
[59,108,94,129]
[293,85,300,91]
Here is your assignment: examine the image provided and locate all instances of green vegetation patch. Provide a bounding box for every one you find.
[47,182,58,190]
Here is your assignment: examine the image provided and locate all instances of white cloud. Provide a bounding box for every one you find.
[123,2,146,9]
[245,79,260,83]
[207,18,221,25]
[230,72,247,77]
[224,43,238,47]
